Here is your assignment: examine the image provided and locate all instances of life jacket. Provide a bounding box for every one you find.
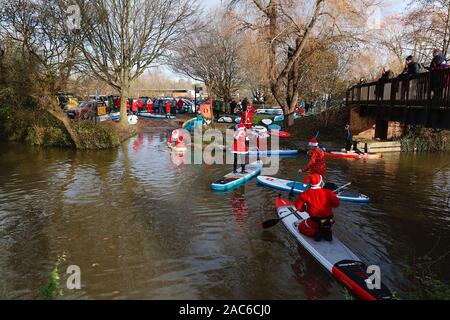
[166,102,171,114]
[132,100,138,112]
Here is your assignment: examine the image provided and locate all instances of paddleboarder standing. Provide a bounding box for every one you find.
[299,138,327,177]
[295,174,340,242]
[233,124,249,174]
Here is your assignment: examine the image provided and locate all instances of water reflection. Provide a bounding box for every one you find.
[0,137,449,299]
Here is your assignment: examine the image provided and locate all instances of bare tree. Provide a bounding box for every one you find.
[230,0,371,126]
[74,0,198,124]
[0,0,82,147]
[169,10,247,116]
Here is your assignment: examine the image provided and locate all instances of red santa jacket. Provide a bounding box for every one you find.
[243,106,255,129]
[233,127,249,154]
[146,99,153,113]
[295,188,340,218]
[303,148,327,177]
[166,102,171,114]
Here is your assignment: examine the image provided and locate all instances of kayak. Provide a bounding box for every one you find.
[248,149,299,156]
[218,117,233,123]
[138,112,176,119]
[183,117,204,131]
[211,161,263,191]
[270,130,292,139]
[268,124,282,131]
[326,152,383,160]
[256,108,283,115]
[274,115,284,122]
[262,119,273,126]
[257,176,370,203]
[275,197,392,300]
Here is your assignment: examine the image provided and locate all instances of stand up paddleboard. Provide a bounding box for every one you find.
[275,198,392,300]
[270,130,292,139]
[211,161,263,191]
[247,149,299,157]
[257,176,370,203]
[326,152,383,160]
[138,112,176,119]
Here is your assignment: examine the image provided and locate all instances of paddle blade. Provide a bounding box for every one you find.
[262,219,281,229]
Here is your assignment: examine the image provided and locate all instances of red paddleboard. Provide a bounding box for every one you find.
[270,130,291,139]
[326,152,382,160]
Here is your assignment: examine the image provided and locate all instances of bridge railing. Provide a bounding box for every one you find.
[347,68,450,109]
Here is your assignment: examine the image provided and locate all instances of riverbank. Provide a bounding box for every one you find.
[0,104,186,149]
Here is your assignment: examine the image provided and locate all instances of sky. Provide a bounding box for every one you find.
[164,0,408,82]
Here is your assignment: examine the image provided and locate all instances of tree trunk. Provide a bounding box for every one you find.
[119,72,130,125]
[46,106,81,149]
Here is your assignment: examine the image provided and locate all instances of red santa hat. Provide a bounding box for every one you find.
[304,174,323,189]
[308,138,319,147]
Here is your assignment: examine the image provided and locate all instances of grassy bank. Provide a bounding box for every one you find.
[397,126,450,152]
[0,104,129,149]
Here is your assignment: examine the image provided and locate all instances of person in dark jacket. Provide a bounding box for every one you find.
[230,99,237,115]
[376,67,395,99]
[403,55,421,75]
[431,55,449,106]
[344,124,353,153]
[429,49,447,70]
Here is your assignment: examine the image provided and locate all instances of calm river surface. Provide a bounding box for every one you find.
[0,134,449,299]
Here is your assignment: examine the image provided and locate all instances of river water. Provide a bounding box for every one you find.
[0,134,449,299]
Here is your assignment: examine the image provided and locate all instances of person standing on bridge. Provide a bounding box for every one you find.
[402,56,422,75]
[429,49,447,70]
[299,138,327,177]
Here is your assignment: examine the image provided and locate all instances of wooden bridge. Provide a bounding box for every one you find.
[347,68,450,130]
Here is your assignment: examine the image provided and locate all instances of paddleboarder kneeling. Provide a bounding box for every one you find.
[233,124,249,174]
[169,128,186,149]
[295,174,340,242]
[299,138,327,177]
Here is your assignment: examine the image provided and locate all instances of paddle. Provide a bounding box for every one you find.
[262,182,352,230]
[288,173,299,197]
[332,182,352,194]
[262,208,298,229]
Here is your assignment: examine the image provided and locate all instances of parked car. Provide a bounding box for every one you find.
[66,101,104,120]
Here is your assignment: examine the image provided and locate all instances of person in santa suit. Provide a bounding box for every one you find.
[165,101,172,118]
[137,98,143,112]
[233,124,249,174]
[299,138,327,177]
[146,98,154,113]
[242,104,256,129]
[169,128,186,149]
[295,174,340,242]
[126,99,131,114]
[131,99,138,115]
